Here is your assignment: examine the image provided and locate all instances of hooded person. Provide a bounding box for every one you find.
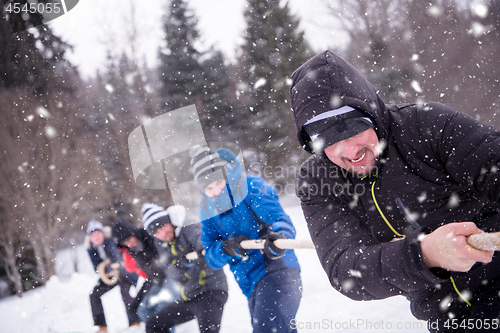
[85,220,140,333]
[289,50,500,331]
[189,145,303,333]
[141,202,228,333]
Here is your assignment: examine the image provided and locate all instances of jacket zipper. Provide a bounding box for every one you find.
[394,197,422,229]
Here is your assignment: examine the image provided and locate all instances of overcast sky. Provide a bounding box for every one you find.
[48,0,343,79]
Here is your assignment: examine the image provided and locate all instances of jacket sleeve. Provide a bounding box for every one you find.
[178,260,209,301]
[392,102,500,205]
[121,249,148,278]
[171,226,211,301]
[104,239,121,263]
[87,247,101,272]
[200,218,235,270]
[297,160,447,301]
[247,177,296,239]
[184,223,205,253]
[421,103,500,204]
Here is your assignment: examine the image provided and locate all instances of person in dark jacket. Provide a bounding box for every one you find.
[190,145,302,333]
[86,220,140,333]
[289,50,500,332]
[112,220,173,323]
[141,203,228,333]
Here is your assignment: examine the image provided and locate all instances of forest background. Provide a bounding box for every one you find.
[0,0,499,297]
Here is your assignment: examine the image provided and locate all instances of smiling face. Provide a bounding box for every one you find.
[323,127,379,177]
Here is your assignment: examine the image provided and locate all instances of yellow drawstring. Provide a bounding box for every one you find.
[169,238,178,256]
[371,180,405,238]
[450,276,472,306]
[371,179,471,306]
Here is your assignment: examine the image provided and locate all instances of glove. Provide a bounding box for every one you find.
[222,235,250,257]
[263,232,287,259]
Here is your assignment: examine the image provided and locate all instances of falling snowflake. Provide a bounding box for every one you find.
[254,78,267,89]
[36,106,51,118]
[417,191,427,203]
[105,84,114,93]
[447,193,460,208]
[341,279,355,292]
[427,5,444,17]
[439,295,452,311]
[471,2,488,18]
[348,269,362,278]
[45,126,57,139]
[411,80,423,93]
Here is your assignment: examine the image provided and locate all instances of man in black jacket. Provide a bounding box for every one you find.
[112,220,172,323]
[141,203,228,333]
[289,50,500,332]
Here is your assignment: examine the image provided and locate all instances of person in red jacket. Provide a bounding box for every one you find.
[289,50,500,332]
[112,220,178,324]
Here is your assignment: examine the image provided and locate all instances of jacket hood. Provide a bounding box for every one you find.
[166,204,187,237]
[199,148,248,221]
[290,50,388,154]
[112,221,137,246]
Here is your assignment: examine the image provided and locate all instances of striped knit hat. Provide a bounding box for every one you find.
[189,145,228,190]
[302,105,374,154]
[141,203,171,236]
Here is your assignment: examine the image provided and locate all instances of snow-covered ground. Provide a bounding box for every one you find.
[0,202,428,333]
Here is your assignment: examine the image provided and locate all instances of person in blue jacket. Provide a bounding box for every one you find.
[86,220,140,333]
[189,145,302,333]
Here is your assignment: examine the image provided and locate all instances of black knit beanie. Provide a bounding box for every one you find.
[302,106,374,154]
[112,221,136,245]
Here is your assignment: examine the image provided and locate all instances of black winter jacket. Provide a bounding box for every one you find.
[290,50,500,321]
[155,221,228,302]
[87,238,121,272]
[113,221,165,285]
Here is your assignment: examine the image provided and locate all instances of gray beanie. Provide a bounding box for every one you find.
[87,220,104,235]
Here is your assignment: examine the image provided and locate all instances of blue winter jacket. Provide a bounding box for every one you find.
[199,149,300,298]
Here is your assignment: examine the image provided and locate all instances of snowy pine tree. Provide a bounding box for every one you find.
[239,0,311,183]
[0,8,89,293]
[159,0,203,112]
[199,50,233,141]
[159,0,234,141]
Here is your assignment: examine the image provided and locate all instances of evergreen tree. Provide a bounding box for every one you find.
[158,0,234,142]
[0,2,89,292]
[159,0,203,112]
[88,51,166,222]
[323,0,500,129]
[1,1,72,95]
[239,0,311,183]
[199,49,233,141]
